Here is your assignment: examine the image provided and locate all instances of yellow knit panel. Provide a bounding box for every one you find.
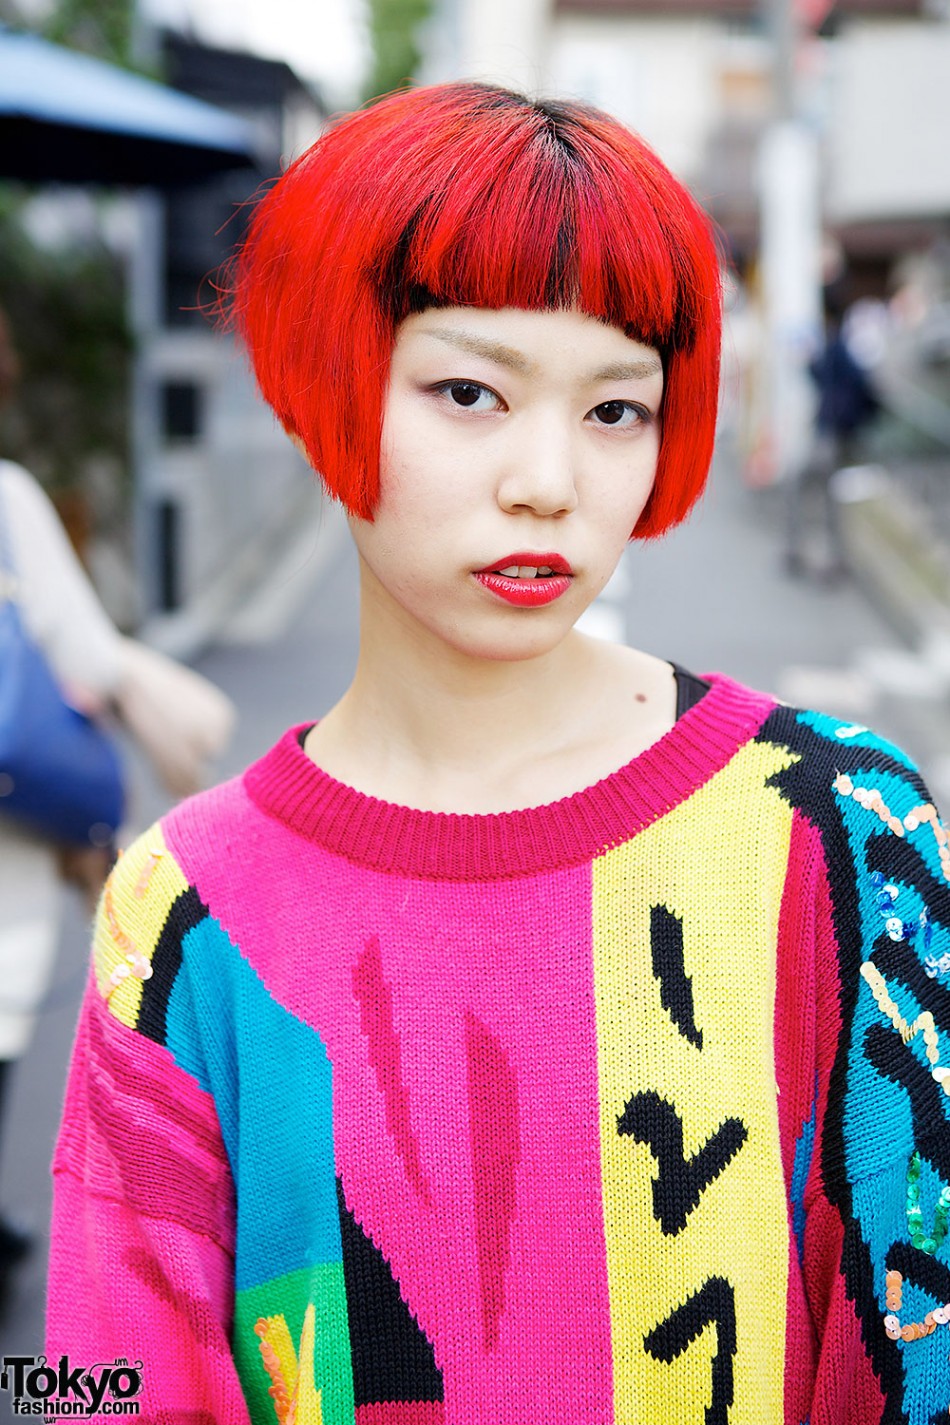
[593,738,797,1423]
[93,826,188,1029]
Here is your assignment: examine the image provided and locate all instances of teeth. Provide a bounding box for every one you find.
[495,565,553,578]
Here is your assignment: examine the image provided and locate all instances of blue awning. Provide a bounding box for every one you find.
[0,27,259,185]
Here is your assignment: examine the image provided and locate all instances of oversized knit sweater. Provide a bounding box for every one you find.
[47,672,950,1425]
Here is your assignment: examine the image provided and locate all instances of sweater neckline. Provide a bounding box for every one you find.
[243,672,775,880]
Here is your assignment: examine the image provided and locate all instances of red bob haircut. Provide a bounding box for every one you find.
[228,82,722,539]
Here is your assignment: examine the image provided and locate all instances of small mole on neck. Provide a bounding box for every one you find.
[635,693,647,704]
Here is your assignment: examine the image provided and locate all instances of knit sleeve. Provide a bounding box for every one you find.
[47,827,249,1423]
[794,723,950,1422]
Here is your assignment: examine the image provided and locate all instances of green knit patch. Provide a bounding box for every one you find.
[234,1260,355,1425]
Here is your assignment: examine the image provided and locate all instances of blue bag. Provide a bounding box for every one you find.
[0,483,125,846]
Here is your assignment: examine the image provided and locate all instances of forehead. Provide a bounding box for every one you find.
[393,306,663,382]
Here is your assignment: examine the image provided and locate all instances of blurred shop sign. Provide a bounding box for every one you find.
[826,23,950,223]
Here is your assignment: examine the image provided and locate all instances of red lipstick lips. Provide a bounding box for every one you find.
[473,552,574,608]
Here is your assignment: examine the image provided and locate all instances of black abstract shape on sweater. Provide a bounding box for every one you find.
[136,886,206,1046]
[755,704,931,1412]
[871,934,950,1039]
[884,1243,950,1425]
[864,1024,950,1178]
[865,831,950,931]
[886,1239,950,1308]
[336,1178,444,1406]
[617,1091,748,1236]
[643,1276,737,1425]
[650,904,703,1049]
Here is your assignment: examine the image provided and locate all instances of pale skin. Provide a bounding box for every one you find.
[304,305,678,815]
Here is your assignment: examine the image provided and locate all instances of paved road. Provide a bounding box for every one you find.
[1,445,944,1402]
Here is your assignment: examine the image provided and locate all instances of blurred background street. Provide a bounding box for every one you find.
[2,0,950,1396]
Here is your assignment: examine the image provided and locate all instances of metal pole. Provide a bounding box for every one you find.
[766,0,796,120]
[757,0,823,485]
[128,0,165,622]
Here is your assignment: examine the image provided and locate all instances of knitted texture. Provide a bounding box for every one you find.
[47,673,950,1423]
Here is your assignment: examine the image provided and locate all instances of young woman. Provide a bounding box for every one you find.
[47,83,950,1424]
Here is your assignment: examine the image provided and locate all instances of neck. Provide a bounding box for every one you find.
[335,576,599,779]
[305,553,675,812]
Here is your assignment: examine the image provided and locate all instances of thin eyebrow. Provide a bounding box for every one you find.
[590,358,663,382]
[421,328,536,375]
[419,327,662,383]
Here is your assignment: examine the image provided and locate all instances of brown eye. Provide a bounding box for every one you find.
[590,400,648,429]
[433,381,501,413]
[450,382,485,407]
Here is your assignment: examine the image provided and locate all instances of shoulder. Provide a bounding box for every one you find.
[94,751,301,1011]
[93,774,248,990]
[93,821,205,1020]
[0,458,37,496]
[747,698,935,864]
[93,796,256,1072]
[0,459,59,525]
[746,699,925,806]
[693,674,923,803]
[0,460,53,540]
[749,700,949,970]
[704,682,935,868]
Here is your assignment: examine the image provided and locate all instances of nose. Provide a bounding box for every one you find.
[495,411,580,519]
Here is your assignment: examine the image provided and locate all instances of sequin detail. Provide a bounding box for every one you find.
[906,1150,950,1255]
[833,774,905,838]
[881,1268,950,1341]
[255,1307,323,1425]
[255,1316,293,1423]
[925,952,950,981]
[103,882,154,993]
[133,847,164,899]
[869,871,933,948]
[905,802,950,884]
[860,961,949,1092]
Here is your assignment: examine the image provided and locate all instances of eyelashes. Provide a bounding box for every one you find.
[430,380,654,428]
[589,399,652,429]
[433,380,501,412]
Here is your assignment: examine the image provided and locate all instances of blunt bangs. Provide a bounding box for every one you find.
[227,83,722,537]
[386,99,693,359]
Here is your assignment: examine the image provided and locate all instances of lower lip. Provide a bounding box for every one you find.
[473,572,573,607]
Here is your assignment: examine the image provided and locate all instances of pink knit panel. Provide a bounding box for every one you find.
[168,801,614,1424]
[774,810,824,1424]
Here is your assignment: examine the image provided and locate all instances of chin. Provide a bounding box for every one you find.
[439,618,574,665]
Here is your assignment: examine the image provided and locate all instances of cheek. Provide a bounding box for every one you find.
[377,424,470,533]
[604,434,661,521]
[357,437,458,590]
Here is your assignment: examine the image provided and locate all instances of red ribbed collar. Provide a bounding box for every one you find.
[243,672,775,880]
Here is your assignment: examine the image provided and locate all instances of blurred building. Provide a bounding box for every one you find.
[824,13,950,282]
[427,0,948,268]
[421,0,950,483]
[134,35,327,631]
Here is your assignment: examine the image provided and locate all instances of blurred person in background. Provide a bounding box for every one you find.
[44,84,950,1423]
[0,309,233,1310]
[785,277,881,581]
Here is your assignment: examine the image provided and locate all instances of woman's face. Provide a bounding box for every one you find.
[349,305,664,664]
